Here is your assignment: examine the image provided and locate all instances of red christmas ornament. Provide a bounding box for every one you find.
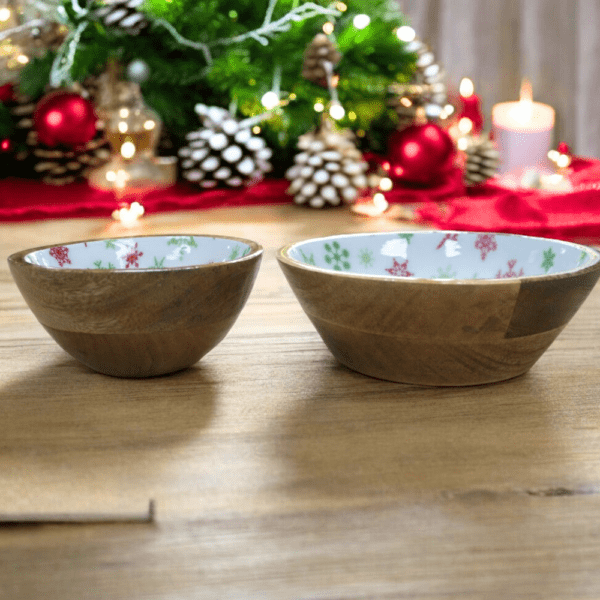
[33,91,97,148]
[387,122,455,185]
[1,139,11,152]
[0,83,14,103]
[557,141,571,156]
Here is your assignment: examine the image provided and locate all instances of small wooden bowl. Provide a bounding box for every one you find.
[9,234,262,377]
[278,231,600,386]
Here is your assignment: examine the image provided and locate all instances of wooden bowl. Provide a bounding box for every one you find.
[8,234,262,377]
[278,231,600,386]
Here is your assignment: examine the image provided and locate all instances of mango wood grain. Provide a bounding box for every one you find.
[2,205,600,599]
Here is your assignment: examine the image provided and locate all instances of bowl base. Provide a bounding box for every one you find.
[42,323,231,378]
[311,316,564,386]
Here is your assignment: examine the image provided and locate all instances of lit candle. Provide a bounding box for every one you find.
[457,78,483,136]
[492,79,555,174]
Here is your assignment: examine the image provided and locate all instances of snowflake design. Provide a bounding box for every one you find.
[299,249,316,266]
[385,258,414,277]
[93,260,115,269]
[124,243,143,269]
[104,239,117,250]
[324,241,351,271]
[433,265,456,279]
[397,233,414,244]
[49,246,71,267]
[474,234,498,261]
[436,233,458,250]
[496,259,524,279]
[359,248,374,267]
[152,257,166,268]
[541,247,556,273]
[579,250,588,266]
[168,236,198,248]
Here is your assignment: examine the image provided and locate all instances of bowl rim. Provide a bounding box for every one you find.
[277,229,600,284]
[8,233,263,273]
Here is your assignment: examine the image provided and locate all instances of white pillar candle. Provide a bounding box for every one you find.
[492,79,555,174]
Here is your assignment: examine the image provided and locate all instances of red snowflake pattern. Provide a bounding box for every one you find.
[385,258,414,277]
[496,259,524,279]
[474,234,498,261]
[124,243,143,269]
[49,246,71,267]
[436,233,459,250]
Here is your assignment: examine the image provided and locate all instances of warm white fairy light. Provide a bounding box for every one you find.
[120,141,136,159]
[119,108,130,118]
[252,125,261,134]
[379,177,393,191]
[106,170,117,182]
[353,14,370,29]
[329,103,345,120]
[261,91,280,110]
[396,26,415,42]
[112,201,145,226]
[556,154,571,168]
[458,117,473,135]
[0,8,11,21]
[322,21,334,35]
[16,54,29,64]
[335,2,347,11]
[314,101,325,112]
[118,121,128,133]
[143,119,156,130]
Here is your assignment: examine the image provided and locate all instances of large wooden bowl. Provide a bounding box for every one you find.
[278,231,600,386]
[9,234,262,377]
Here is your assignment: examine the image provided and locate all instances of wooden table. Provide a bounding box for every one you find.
[2,205,600,599]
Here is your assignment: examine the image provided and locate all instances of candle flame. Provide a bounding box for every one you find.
[519,78,533,103]
[509,78,534,125]
[459,78,474,98]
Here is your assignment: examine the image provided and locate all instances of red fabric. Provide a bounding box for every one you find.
[415,157,600,243]
[0,178,291,222]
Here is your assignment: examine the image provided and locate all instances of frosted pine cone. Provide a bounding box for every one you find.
[178,105,273,188]
[389,37,447,123]
[95,0,149,35]
[302,34,342,85]
[464,138,500,185]
[286,121,368,208]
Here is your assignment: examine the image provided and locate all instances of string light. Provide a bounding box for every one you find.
[329,103,345,120]
[143,120,156,130]
[119,108,130,118]
[118,121,128,133]
[353,14,370,29]
[322,21,334,35]
[0,8,11,22]
[120,141,136,159]
[261,91,280,110]
[335,2,347,11]
[396,26,415,42]
[314,101,325,112]
[112,201,145,226]
[252,125,261,134]
[16,54,29,65]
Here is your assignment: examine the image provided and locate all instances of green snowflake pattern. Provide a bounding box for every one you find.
[167,236,198,248]
[104,240,117,250]
[227,245,251,260]
[359,248,374,267]
[299,249,316,265]
[433,265,456,279]
[324,241,351,271]
[168,236,199,261]
[152,257,166,268]
[93,260,115,269]
[541,247,556,273]
[397,233,414,243]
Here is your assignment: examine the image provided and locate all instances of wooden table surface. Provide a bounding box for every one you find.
[2,205,600,599]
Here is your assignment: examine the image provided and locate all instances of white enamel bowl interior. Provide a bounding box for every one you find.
[285,231,600,280]
[24,235,255,270]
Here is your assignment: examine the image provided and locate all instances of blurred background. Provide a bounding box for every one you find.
[401,0,600,157]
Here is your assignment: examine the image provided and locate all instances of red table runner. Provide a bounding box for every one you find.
[2,158,600,243]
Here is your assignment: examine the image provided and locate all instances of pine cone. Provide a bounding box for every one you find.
[95,0,149,35]
[29,132,111,185]
[285,120,368,208]
[302,34,342,85]
[464,138,500,186]
[389,37,447,123]
[178,105,273,188]
[9,93,36,161]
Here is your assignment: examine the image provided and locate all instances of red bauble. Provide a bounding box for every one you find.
[0,83,14,103]
[33,91,97,148]
[387,123,455,185]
